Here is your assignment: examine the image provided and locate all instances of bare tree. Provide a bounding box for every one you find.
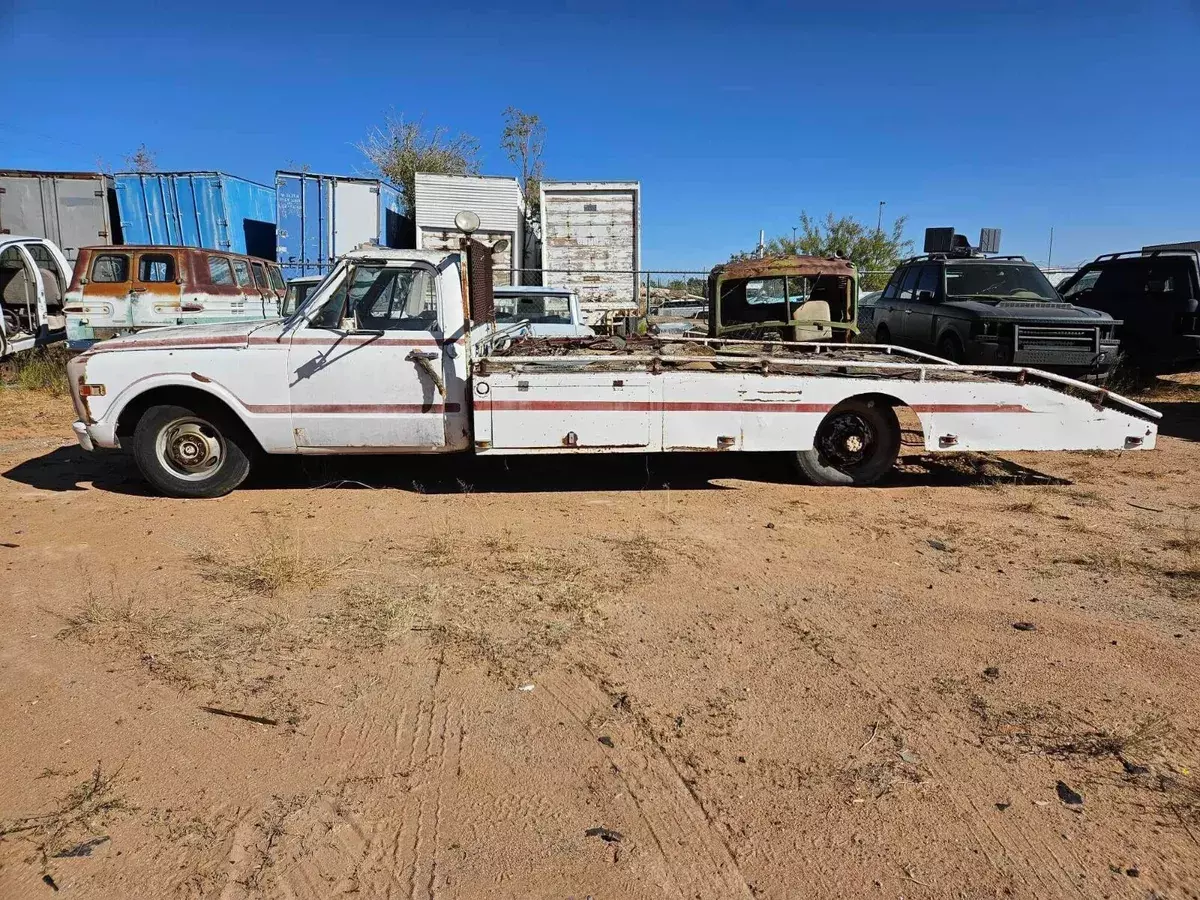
[123,144,157,173]
[359,115,480,214]
[501,107,546,220]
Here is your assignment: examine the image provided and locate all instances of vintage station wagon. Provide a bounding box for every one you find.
[64,246,285,349]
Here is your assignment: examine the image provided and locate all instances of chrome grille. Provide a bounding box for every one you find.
[1015,325,1097,351]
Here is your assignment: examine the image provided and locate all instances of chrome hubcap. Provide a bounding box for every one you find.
[156,418,224,481]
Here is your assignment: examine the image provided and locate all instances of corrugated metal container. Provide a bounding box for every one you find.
[114,172,277,260]
[0,170,119,262]
[275,171,410,278]
[540,181,640,318]
[414,173,524,285]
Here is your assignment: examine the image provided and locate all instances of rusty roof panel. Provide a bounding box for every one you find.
[712,256,856,280]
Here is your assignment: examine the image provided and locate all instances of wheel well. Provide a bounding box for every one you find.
[936,328,964,350]
[116,385,261,451]
[835,392,925,450]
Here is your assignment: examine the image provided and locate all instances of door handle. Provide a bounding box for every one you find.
[903,309,912,315]
[406,349,439,361]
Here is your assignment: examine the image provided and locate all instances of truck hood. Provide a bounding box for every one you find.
[92,319,281,350]
[944,299,1114,323]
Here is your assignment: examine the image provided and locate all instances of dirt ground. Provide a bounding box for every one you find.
[1,380,1198,900]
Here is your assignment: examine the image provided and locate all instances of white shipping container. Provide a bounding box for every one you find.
[0,170,118,263]
[414,174,523,286]
[540,181,640,320]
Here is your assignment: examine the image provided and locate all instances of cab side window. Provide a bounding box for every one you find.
[251,261,270,290]
[897,266,921,301]
[352,266,438,331]
[138,253,176,283]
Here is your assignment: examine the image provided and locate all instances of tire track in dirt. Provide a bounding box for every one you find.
[212,655,463,899]
[539,669,755,900]
[784,609,1089,898]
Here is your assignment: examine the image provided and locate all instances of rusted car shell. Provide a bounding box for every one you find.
[64,246,285,350]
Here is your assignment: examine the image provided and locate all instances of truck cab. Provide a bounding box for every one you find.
[706,256,858,342]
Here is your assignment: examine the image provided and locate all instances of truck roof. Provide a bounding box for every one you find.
[711,255,856,279]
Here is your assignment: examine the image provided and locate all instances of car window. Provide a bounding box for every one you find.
[945,263,1057,300]
[351,266,438,331]
[231,259,253,288]
[251,261,270,289]
[882,270,903,300]
[207,256,236,286]
[1060,268,1101,300]
[137,253,176,283]
[91,253,130,283]
[744,277,787,305]
[898,266,920,301]
[268,266,285,292]
[916,265,940,298]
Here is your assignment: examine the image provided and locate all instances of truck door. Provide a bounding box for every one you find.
[900,265,937,349]
[131,250,181,329]
[287,261,461,449]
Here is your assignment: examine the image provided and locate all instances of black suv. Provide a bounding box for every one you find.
[1056,247,1200,374]
[870,230,1119,378]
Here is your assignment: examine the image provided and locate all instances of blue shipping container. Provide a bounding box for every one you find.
[114,172,277,259]
[275,171,408,278]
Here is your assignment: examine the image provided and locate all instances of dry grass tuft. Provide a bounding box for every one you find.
[8,346,72,395]
[1164,528,1200,555]
[193,528,339,596]
[0,763,131,863]
[1047,715,1170,763]
[418,533,456,567]
[607,530,667,573]
[1005,500,1046,515]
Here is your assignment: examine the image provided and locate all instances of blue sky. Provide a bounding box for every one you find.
[3,0,1198,270]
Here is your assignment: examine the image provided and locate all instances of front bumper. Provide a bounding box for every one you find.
[71,420,118,453]
[966,338,1120,373]
[72,421,95,452]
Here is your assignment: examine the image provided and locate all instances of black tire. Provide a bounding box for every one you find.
[793,399,901,486]
[937,333,964,364]
[132,403,252,498]
[873,322,891,345]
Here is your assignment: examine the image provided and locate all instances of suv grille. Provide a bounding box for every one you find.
[1015,325,1098,351]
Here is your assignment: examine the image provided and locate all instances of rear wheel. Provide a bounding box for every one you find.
[793,399,901,486]
[132,403,252,498]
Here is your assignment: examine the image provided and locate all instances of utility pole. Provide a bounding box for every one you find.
[792,225,797,247]
[877,200,886,234]
[1047,227,1055,267]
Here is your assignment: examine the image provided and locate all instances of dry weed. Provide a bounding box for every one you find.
[193,527,339,596]
[0,763,130,864]
[607,530,666,573]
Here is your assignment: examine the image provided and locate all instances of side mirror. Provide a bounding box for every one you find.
[79,277,89,286]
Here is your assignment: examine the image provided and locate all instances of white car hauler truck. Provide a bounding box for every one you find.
[67,244,1160,499]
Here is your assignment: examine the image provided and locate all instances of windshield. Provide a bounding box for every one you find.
[945,263,1058,301]
[494,294,572,325]
[283,271,339,326]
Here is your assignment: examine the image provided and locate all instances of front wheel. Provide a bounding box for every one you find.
[132,404,252,498]
[793,399,901,486]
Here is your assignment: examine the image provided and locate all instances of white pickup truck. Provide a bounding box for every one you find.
[67,245,1161,498]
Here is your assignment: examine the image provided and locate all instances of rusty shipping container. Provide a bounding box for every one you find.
[539,181,640,321]
[0,170,121,262]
